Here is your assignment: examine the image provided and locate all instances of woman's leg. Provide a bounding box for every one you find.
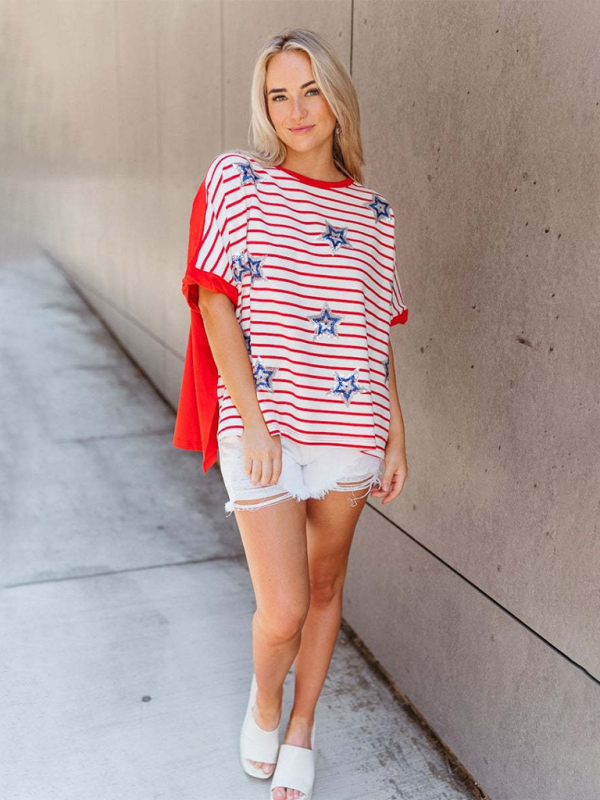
[271,482,371,800]
[234,493,310,777]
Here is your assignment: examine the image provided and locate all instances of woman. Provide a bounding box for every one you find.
[173,27,409,800]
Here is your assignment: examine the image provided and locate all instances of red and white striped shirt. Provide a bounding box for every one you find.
[175,150,408,466]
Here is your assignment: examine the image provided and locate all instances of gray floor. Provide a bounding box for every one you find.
[0,246,477,800]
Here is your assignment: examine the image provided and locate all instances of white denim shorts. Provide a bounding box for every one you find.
[217,433,384,516]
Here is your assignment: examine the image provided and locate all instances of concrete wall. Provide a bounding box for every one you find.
[2,1,599,797]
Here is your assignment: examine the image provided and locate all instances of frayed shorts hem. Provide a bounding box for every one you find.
[223,471,383,517]
[218,433,384,518]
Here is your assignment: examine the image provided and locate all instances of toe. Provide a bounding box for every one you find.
[249,759,274,773]
[272,787,303,800]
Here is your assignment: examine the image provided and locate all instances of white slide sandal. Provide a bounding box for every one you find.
[270,719,317,800]
[240,673,281,779]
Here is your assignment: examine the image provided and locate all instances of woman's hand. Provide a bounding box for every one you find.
[241,424,283,487]
[370,435,408,505]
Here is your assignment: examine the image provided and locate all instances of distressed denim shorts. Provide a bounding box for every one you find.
[217,433,384,516]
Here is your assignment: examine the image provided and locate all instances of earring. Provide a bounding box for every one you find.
[335,122,341,135]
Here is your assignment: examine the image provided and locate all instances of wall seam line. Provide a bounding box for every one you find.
[366,504,600,688]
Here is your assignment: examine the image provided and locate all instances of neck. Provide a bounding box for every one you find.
[281,148,344,182]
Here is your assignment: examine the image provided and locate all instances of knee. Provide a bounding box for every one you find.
[309,573,345,606]
[256,605,308,643]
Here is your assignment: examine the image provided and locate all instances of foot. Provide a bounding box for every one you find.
[271,716,314,800]
[246,695,282,777]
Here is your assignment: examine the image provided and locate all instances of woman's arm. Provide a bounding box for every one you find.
[198,288,264,429]
[370,340,408,503]
[387,341,406,446]
[198,287,282,487]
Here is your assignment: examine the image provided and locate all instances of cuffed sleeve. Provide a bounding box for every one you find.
[389,205,408,325]
[181,162,240,314]
[390,264,408,325]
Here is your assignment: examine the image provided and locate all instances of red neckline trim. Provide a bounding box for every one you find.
[275,165,354,189]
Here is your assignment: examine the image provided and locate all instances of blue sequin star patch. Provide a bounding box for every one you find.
[231,250,268,285]
[319,221,355,254]
[382,356,389,384]
[326,368,368,407]
[364,193,391,222]
[232,252,251,284]
[246,252,268,285]
[306,303,345,339]
[253,356,279,392]
[236,161,262,186]
[243,329,252,357]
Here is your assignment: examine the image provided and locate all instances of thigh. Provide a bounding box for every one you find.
[235,496,311,620]
[305,450,382,585]
[219,436,310,615]
[305,488,369,589]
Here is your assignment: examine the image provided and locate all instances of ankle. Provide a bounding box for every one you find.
[256,688,282,712]
[287,710,314,729]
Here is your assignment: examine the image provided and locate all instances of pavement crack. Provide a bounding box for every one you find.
[4,553,247,589]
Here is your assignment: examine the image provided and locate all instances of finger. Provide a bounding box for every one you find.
[382,475,406,503]
[260,456,273,487]
[374,471,396,500]
[380,470,396,494]
[271,451,282,485]
[382,488,400,503]
[250,458,262,486]
[370,471,391,498]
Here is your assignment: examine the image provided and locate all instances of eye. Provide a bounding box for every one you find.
[271,88,320,102]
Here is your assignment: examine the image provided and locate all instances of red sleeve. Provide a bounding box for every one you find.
[172,177,239,473]
[390,262,408,326]
[388,204,408,327]
[390,308,408,325]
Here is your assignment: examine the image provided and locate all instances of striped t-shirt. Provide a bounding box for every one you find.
[192,150,408,461]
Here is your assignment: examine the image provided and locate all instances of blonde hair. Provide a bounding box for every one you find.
[233,28,365,184]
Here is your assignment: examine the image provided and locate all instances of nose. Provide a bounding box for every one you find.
[289,96,308,123]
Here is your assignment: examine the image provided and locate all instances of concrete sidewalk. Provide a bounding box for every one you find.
[0,247,479,800]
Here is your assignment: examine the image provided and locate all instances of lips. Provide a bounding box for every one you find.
[290,125,314,132]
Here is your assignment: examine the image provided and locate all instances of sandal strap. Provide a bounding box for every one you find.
[240,705,280,762]
[270,743,315,796]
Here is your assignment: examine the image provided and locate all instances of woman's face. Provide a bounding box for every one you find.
[265,50,337,156]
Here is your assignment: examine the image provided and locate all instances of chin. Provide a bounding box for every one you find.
[285,141,311,154]
[287,135,325,152]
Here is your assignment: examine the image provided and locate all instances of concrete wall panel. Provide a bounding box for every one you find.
[346,504,600,799]
[352,0,600,678]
